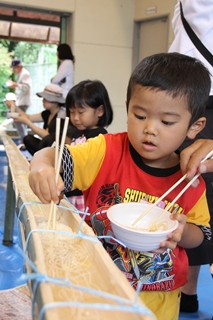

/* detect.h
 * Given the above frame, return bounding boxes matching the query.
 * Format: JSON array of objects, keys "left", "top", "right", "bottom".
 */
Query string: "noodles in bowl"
[{"left": 107, "top": 202, "right": 179, "bottom": 252}]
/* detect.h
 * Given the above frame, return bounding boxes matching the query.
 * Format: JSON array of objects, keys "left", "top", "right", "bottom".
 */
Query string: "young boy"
[{"left": 29, "top": 53, "right": 212, "bottom": 320}]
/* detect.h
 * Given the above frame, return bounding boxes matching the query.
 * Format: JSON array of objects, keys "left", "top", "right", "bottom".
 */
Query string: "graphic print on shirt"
[{"left": 90, "top": 182, "right": 178, "bottom": 291}]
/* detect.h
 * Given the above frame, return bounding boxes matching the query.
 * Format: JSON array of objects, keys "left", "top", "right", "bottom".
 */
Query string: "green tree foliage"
[
  {"left": 0, "top": 40, "right": 57, "bottom": 112},
  {"left": 14, "top": 42, "right": 57, "bottom": 65},
  {"left": 0, "top": 39, "right": 57, "bottom": 119},
  {"left": 0, "top": 44, "right": 12, "bottom": 102},
  {"left": 0, "top": 39, "right": 18, "bottom": 53},
  {"left": 0, "top": 40, "right": 57, "bottom": 64}
]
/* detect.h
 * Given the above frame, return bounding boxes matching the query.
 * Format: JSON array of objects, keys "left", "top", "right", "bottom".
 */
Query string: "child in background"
[
  {"left": 4, "top": 92, "right": 16, "bottom": 110},
  {"left": 9, "top": 84, "right": 66, "bottom": 155},
  {"left": 65, "top": 79, "right": 113, "bottom": 211},
  {"left": 0, "top": 93, "right": 17, "bottom": 131},
  {"left": 28, "top": 53, "right": 211, "bottom": 320},
  {"left": 4, "top": 92, "right": 16, "bottom": 115}
]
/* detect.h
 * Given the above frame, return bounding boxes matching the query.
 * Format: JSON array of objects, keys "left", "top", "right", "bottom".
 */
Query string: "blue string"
[
  {"left": 17, "top": 200, "right": 126, "bottom": 253},
  {"left": 32, "top": 275, "right": 133, "bottom": 306},
  {"left": 14, "top": 201, "right": 156, "bottom": 320},
  {"left": 24, "top": 228, "right": 101, "bottom": 255},
  {"left": 134, "top": 278, "right": 144, "bottom": 305},
  {"left": 11, "top": 248, "right": 153, "bottom": 320},
  {"left": 13, "top": 243, "right": 39, "bottom": 274},
  {"left": 39, "top": 301, "right": 156, "bottom": 320},
  {"left": 63, "top": 195, "right": 90, "bottom": 216},
  {"left": 77, "top": 206, "right": 89, "bottom": 233},
  {"left": 17, "top": 199, "right": 90, "bottom": 231},
  {"left": 97, "top": 235, "right": 126, "bottom": 247}
]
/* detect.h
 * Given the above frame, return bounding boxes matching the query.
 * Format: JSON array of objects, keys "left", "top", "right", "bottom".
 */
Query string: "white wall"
[
  {"left": 71, "top": 0, "right": 134, "bottom": 133},
  {"left": 134, "top": 0, "right": 176, "bottom": 50}
]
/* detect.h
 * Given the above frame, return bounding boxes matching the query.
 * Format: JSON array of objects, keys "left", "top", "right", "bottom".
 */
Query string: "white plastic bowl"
[
  {"left": 107, "top": 202, "right": 179, "bottom": 252},
  {"left": 8, "top": 112, "right": 19, "bottom": 118}
]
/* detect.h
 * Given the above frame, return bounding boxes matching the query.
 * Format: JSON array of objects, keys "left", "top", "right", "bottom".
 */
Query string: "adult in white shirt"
[
  {"left": 169, "top": 0, "right": 213, "bottom": 313},
  {"left": 51, "top": 43, "right": 75, "bottom": 99},
  {"left": 7, "top": 59, "right": 32, "bottom": 147},
  {"left": 169, "top": 1, "right": 213, "bottom": 96}
]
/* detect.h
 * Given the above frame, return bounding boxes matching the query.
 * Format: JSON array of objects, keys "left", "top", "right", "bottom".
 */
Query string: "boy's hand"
[
  {"left": 152, "top": 213, "right": 187, "bottom": 253},
  {"left": 29, "top": 167, "right": 64, "bottom": 204},
  {"left": 29, "top": 148, "right": 65, "bottom": 204}
]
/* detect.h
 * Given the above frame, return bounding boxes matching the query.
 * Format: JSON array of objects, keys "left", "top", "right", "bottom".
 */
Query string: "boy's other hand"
[{"left": 152, "top": 213, "right": 187, "bottom": 253}]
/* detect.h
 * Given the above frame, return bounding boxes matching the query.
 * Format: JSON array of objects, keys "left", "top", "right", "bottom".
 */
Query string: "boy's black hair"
[
  {"left": 126, "top": 52, "right": 211, "bottom": 127},
  {"left": 57, "top": 43, "right": 75, "bottom": 62},
  {"left": 65, "top": 80, "right": 113, "bottom": 127}
]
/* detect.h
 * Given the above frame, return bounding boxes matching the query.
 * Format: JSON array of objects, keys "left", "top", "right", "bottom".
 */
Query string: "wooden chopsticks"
[{"left": 48, "top": 117, "right": 69, "bottom": 230}]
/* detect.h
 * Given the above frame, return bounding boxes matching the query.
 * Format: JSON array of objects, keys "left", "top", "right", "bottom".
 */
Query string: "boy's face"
[{"left": 127, "top": 85, "right": 205, "bottom": 168}]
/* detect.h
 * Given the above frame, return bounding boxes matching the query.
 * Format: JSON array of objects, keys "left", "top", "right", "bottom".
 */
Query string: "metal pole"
[
  {"left": 60, "top": 16, "right": 67, "bottom": 43},
  {"left": 3, "top": 165, "right": 15, "bottom": 246}
]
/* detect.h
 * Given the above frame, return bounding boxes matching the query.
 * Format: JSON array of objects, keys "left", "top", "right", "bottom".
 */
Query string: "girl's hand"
[
  {"left": 152, "top": 213, "right": 187, "bottom": 253},
  {"left": 12, "top": 113, "right": 28, "bottom": 124}
]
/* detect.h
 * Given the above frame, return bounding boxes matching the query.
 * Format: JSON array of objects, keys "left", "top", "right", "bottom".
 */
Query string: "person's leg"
[
  {"left": 23, "top": 135, "right": 41, "bottom": 156},
  {"left": 180, "top": 265, "right": 200, "bottom": 312},
  {"left": 14, "top": 105, "right": 29, "bottom": 143},
  {"left": 38, "top": 134, "right": 56, "bottom": 149}
]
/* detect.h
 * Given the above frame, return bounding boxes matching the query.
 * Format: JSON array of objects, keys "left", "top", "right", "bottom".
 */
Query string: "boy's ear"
[{"left": 187, "top": 117, "right": 206, "bottom": 139}]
